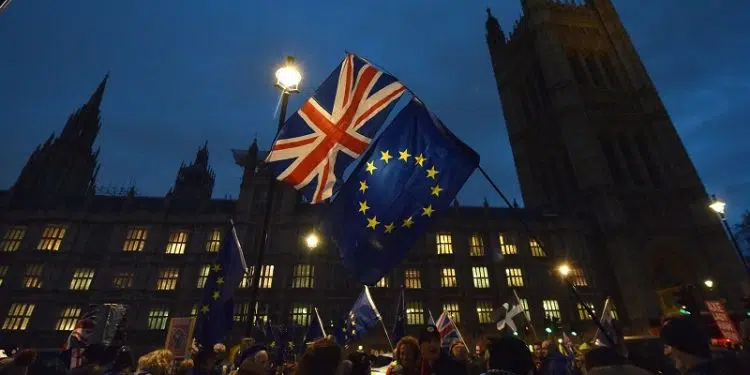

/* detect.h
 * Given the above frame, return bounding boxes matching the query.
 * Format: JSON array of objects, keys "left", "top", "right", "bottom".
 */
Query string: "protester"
[
  {"left": 450, "top": 342, "right": 481, "bottom": 375},
  {"left": 481, "top": 336, "right": 534, "bottom": 375},
  {"left": 347, "top": 352, "right": 370, "bottom": 375},
  {"left": 0, "top": 349, "right": 37, "bottom": 375},
  {"left": 387, "top": 336, "right": 420, "bottom": 375},
  {"left": 335, "top": 360, "right": 352, "bottom": 375},
  {"left": 235, "top": 345, "right": 269, "bottom": 371},
  {"left": 294, "top": 337, "right": 341, "bottom": 375},
  {"left": 584, "top": 346, "right": 652, "bottom": 375},
  {"left": 133, "top": 349, "right": 174, "bottom": 375},
  {"left": 173, "top": 359, "right": 194, "bottom": 375},
  {"left": 660, "top": 317, "right": 717, "bottom": 375},
  {"left": 417, "top": 325, "right": 467, "bottom": 375},
  {"left": 539, "top": 340, "right": 570, "bottom": 375}
]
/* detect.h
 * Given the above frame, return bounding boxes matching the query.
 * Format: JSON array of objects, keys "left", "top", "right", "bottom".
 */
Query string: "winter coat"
[{"left": 540, "top": 352, "right": 569, "bottom": 375}]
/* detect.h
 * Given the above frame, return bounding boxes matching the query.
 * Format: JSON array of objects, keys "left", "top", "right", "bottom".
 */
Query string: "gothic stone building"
[{"left": 0, "top": 0, "right": 742, "bottom": 354}]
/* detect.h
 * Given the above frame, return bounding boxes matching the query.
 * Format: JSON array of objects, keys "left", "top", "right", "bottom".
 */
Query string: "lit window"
[
  {"left": 37, "top": 224, "right": 67, "bottom": 251},
  {"left": 1, "top": 303, "right": 35, "bottom": 331},
  {"left": 443, "top": 303, "right": 461, "bottom": 324},
  {"left": 122, "top": 227, "right": 148, "bottom": 252},
  {"left": 436, "top": 233, "right": 453, "bottom": 254},
  {"left": 529, "top": 239, "right": 546, "bottom": 257},
  {"left": 290, "top": 304, "right": 311, "bottom": 326},
  {"left": 254, "top": 303, "right": 270, "bottom": 324},
  {"left": 440, "top": 268, "right": 457, "bottom": 288},
  {"left": 570, "top": 267, "right": 588, "bottom": 287},
  {"left": 375, "top": 277, "right": 389, "bottom": 288},
  {"left": 156, "top": 268, "right": 180, "bottom": 290},
  {"left": 206, "top": 229, "right": 222, "bottom": 252},
  {"left": 499, "top": 234, "right": 517, "bottom": 255},
  {"left": 24, "top": 264, "right": 44, "bottom": 288},
  {"left": 0, "top": 265, "right": 8, "bottom": 287},
  {"left": 165, "top": 230, "right": 189, "bottom": 254},
  {"left": 233, "top": 302, "right": 250, "bottom": 322},
  {"left": 476, "top": 301, "right": 494, "bottom": 324},
  {"left": 518, "top": 298, "right": 529, "bottom": 312},
  {"left": 0, "top": 226, "right": 26, "bottom": 252},
  {"left": 542, "top": 299, "right": 561, "bottom": 319},
  {"left": 242, "top": 265, "right": 274, "bottom": 288},
  {"left": 405, "top": 269, "right": 421, "bottom": 289},
  {"left": 406, "top": 301, "right": 424, "bottom": 325},
  {"left": 55, "top": 306, "right": 81, "bottom": 331},
  {"left": 197, "top": 265, "right": 211, "bottom": 288},
  {"left": 191, "top": 304, "right": 198, "bottom": 316},
  {"left": 112, "top": 272, "right": 134, "bottom": 289},
  {"left": 505, "top": 268, "right": 524, "bottom": 287},
  {"left": 469, "top": 234, "right": 484, "bottom": 256},
  {"left": 69, "top": 268, "right": 95, "bottom": 290},
  {"left": 147, "top": 308, "right": 169, "bottom": 330},
  {"left": 577, "top": 302, "right": 595, "bottom": 320},
  {"left": 291, "top": 264, "right": 315, "bottom": 288},
  {"left": 472, "top": 266, "right": 490, "bottom": 288}
]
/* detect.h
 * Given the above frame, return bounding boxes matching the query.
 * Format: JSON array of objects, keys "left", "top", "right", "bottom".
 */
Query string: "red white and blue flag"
[
  {"left": 435, "top": 311, "right": 464, "bottom": 348},
  {"left": 266, "top": 53, "right": 406, "bottom": 203}
]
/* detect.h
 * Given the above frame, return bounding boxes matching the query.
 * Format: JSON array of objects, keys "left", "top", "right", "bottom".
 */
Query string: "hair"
[
  {"left": 584, "top": 346, "right": 625, "bottom": 370},
  {"left": 136, "top": 349, "right": 174, "bottom": 375},
  {"left": 173, "top": 358, "right": 194, "bottom": 375},
  {"left": 294, "top": 337, "right": 342, "bottom": 375},
  {"left": 395, "top": 336, "right": 420, "bottom": 357}
]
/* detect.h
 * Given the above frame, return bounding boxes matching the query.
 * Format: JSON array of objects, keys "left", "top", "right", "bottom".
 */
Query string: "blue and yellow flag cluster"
[
  {"left": 194, "top": 224, "right": 248, "bottom": 349},
  {"left": 336, "top": 286, "right": 382, "bottom": 344},
  {"left": 326, "top": 98, "right": 480, "bottom": 285}
]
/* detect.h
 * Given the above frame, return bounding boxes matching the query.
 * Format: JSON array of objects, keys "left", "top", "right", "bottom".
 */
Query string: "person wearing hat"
[
  {"left": 660, "top": 316, "right": 717, "bottom": 375},
  {"left": 481, "top": 336, "right": 534, "bottom": 375},
  {"left": 417, "top": 325, "right": 466, "bottom": 375}
]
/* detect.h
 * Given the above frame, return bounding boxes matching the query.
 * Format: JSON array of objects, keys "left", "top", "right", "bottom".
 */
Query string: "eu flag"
[
  {"left": 194, "top": 224, "right": 248, "bottom": 349},
  {"left": 326, "top": 98, "right": 480, "bottom": 285},
  {"left": 392, "top": 288, "right": 406, "bottom": 344},
  {"left": 304, "top": 307, "right": 327, "bottom": 344},
  {"left": 342, "top": 286, "right": 383, "bottom": 344}
]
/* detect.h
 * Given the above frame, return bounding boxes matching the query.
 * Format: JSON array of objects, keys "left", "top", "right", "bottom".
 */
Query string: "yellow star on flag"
[
  {"left": 366, "top": 161, "right": 377, "bottom": 174},
  {"left": 422, "top": 205, "right": 435, "bottom": 217},
  {"left": 384, "top": 222, "right": 395, "bottom": 233},
  {"left": 401, "top": 216, "right": 414, "bottom": 228},
  {"left": 216, "top": 277, "right": 224, "bottom": 285},
  {"left": 366, "top": 216, "right": 380, "bottom": 229},
  {"left": 359, "top": 180, "right": 368, "bottom": 193},
  {"left": 414, "top": 154, "right": 426, "bottom": 167},
  {"left": 398, "top": 149, "right": 411, "bottom": 162},
  {"left": 380, "top": 150, "right": 392, "bottom": 163},
  {"left": 212, "top": 264, "right": 221, "bottom": 272},
  {"left": 426, "top": 166, "right": 439, "bottom": 179},
  {"left": 212, "top": 291, "right": 220, "bottom": 300},
  {"left": 201, "top": 305, "right": 210, "bottom": 314},
  {"left": 358, "top": 201, "right": 370, "bottom": 214},
  {"left": 430, "top": 185, "right": 443, "bottom": 197}
]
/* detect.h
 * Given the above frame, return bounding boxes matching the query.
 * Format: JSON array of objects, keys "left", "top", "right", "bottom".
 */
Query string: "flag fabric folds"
[
  {"left": 591, "top": 297, "right": 628, "bottom": 357},
  {"left": 341, "top": 286, "right": 383, "bottom": 344},
  {"left": 326, "top": 98, "right": 480, "bottom": 285},
  {"left": 62, "top": 304, "right": 127, "bottom": 369},
  {"left": 391, "top": 289, "right": 406, "bottom": 344},
  {"left": 194, "top": 224, "right": 248, "bottom": 349},
  {"left": 496, "top": 302, "right": 523, "bottom": 333},
  {"left": 304, "top": 307, "right": 327, "bottom": 344},
  {"left": 435, "top": 311, "right": 465, "bottom": 348},
  {"left": 266, "top": 53, "right": 406, "bottom": 204}
]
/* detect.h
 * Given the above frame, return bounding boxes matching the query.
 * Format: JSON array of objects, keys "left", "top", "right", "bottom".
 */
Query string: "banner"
[
  {"left": 165, "top": 317, "right": 196, "bottom": 359},
  {"left": 704, "top": 300, "right": 741, "bottom": 344}
]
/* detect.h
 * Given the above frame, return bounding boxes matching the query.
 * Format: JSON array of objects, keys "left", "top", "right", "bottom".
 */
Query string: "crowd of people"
[{"left": 0, "top": 316, "right": 748, "bottom": 375}]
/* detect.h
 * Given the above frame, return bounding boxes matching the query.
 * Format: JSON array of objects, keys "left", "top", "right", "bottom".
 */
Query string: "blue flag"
[
  {"left": 326, "top": 98, "right": 480, "bottom": 285},
  {"left": 392, "top": 288, "right": 406, "bottom": 344},
  {"left": 304, "top": 307, "right": 327, "bottom": 344},
  {"left": 342, "top": 286, "right": 382, "bottom": 344},
  {"left": 194, "top": 224, "right": 248, "bottom": 349}
]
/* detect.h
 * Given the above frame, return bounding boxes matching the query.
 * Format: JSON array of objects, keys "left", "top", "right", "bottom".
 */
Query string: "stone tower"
[
  {"left": 486, "top": 0, "right": 745, "bottom": 329},
  {"left": 169, "top": 142, "right": 216, "bottom": 200},
  {"left": 11, "top": 74, "right": 108, "bottom": 204}
]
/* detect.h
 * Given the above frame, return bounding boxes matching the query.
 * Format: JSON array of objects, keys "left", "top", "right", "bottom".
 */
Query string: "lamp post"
[
  {"left": 305, "top": 232, "right": 320, "bottom": 250},
  {"left": 246, "top": 56, "right": 302, "bottom": 336},
  {"left": 557, "top": 263, "right": 616, "bottom": 347},
  {"left": 709, "top": 194, "right": 750, "bottom": 279}
]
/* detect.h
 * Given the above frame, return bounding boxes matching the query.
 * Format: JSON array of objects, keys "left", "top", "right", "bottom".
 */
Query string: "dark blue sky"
[{"left": 1, "top": 0, "right": 748, "bottom": 223}]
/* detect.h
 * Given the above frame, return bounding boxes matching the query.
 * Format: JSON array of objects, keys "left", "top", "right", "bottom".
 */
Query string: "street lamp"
[
  {"left": 305, "top": 232, "right": 320, "bottom": 250},
  {"left": 703, "top": 279, "right": 714, "bottom": 289},
  {"left": 556, "top": 263, "right": 616, "bottom": 347},
  {"left": 708, "top": 194, "right": 750, "bottom": 279},
  {"left": 246, "top": 56, "right": 302, "bottom": 336}
]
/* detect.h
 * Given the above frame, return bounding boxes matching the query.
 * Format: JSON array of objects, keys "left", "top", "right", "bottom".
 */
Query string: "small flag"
[
  {"left": 304, "top": 307, "right": 327, "bottom": 344},
  {"left": 427, "top": 310, "right": 436, "bottom": 327},
  {"left": 496, "top": 302, "right": 523, "bottom": 333},
  {"left": 326, "top": 98, "right": 480, "bottom": 285},
  {"left": 435, "top": 311, "right": 465, "bottom": 348},
  {"left": 342, "top": 286, "right": 383, "bottom": 343},
  {"left": 391, "top": 288, "right": 406, "bottom": 344},
  {"left": 193, "top": 224, "right": 248, "bottom": 349},
  {"left": 266, "top": 53, "right": 406, "bottom": 204},
  {"left": 591, "top": 297, "right": 628, "bottom": 357}
]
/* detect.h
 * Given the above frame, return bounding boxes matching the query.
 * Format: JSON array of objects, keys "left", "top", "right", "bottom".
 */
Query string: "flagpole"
[
  {"left": 513, "top": 289, "right": 539, "bottom": 342},
  {"left": 379, "top": 318, "right": 394, "bottom": 352},
  {"left": 315, "top": 307, "right": 327, "bottom": 337}
]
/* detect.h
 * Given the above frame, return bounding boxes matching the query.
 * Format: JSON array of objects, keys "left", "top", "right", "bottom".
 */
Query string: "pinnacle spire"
[{"left": 86, "top": 72, "right": 109, "bottom": 110}]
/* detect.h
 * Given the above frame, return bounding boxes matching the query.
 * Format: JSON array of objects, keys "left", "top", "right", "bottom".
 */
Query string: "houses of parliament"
[{"left": 0, "top": 0, "right": 744, "bottom": 352}]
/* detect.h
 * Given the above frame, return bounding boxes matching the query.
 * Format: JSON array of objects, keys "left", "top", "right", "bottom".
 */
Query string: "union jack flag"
[
  {"left": 266, "top": 53, "right": 406, "bottom": 203},
  {"left": 435, "top": 311, "right": 463, "bottom": 348}
]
